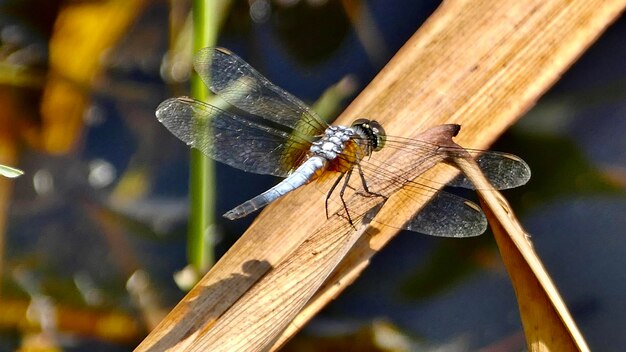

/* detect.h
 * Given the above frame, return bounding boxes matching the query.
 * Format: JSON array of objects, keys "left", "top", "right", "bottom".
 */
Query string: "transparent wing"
[
  {"left": 447, "top": 149, "right": 531, "bottom": 189},
  {"left": 156, "top": 97, "right": 314, "bottom": 177},
  {"left": 403, "top": 192, "right": 487, "bottom": 237},
  {"left": 359, "top": 162, "right": 488, "bottom": 238},
  {"left": 323, "top": 126, "right": 530, "bottom": 237},
  {"left": 376, "top": 135, "right": 531, "bottom": 190},
  {"left": 193, "top": 47, "right": 328, "bottom": 139},
  {"left": 362, "top": 190, "right": 487, "bottom": 238}
]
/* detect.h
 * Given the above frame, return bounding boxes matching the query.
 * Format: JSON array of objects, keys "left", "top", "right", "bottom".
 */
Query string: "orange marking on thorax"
[{"left": 313, "top": 139, "right": 366, "bottom": 180}]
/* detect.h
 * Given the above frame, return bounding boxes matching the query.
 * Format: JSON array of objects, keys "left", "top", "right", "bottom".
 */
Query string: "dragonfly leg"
[
  {"left": 325, "top": 172, "right": 345, "bottom": 219},
  {"left": 338, "top": 168, "right": 355, "bottom": 227},
  {"left": 356, "top": 162, "right": 386, "bottom": 200}
]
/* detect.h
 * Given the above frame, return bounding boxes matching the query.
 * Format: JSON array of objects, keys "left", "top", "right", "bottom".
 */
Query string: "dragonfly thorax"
[{"left": 309, "top": 125, "right": 356, "bottom": 160}]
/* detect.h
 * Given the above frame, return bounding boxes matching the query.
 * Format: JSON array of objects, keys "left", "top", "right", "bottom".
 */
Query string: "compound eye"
[
  {"left": 351, "top": 118, "right": 369, "bottom": 128},
  {"left": 351, "top": 118, "right": 386, "bottom": 151},
  {"left": 370, "top": 121, "right": 386, "bottom": 151}
]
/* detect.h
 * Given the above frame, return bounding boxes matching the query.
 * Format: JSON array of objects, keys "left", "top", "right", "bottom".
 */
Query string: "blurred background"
[{"left": 0, "top": 0, "right": 624, "bottom": 351}]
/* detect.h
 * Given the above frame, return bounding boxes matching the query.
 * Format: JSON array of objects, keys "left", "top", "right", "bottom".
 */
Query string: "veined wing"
[
  {"left": 368, "top": 133, "right": 531, "bottom": 191},
  {"left": 323, "top": 125, "right": 530, "bottom": 237},
  {"left": 361, "top": 188, "right": 488, "bottom": 238},
  {"left": 194, "top": 47, "right": 328, "bottom": 140},
  {"left": 156, "top": 97, "right": 314, "bottom": 177},
  {"left": 321, "top": 162, "right": 488, "bottom": 238},
  {"left": 446, "top": 148, "right": 531, "bottom": 189},
  {"left": 404, "top": 191, "right": 487, "bottom": 237}
]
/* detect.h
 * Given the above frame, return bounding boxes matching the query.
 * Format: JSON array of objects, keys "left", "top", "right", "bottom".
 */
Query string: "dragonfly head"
[{"left": 351, "top": 119, "right": 386, "bottom": 152}]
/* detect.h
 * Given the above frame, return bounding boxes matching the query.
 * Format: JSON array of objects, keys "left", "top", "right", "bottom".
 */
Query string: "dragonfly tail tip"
[{"left": 223, "top": 210, "right": 239, "bottom": 220}]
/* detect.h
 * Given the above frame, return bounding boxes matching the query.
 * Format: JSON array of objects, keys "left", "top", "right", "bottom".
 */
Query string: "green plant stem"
[{"left": 188, "top": 0, "right": 221, "bottom": 273}]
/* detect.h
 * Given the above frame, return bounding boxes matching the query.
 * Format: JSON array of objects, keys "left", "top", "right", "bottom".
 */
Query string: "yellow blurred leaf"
[
  {"left": 110, "top": 166, "right": 150, "bottom": 205},
  {"left": 41, "top": 0, "right": 147, "bottom": 154},
  {"left": 18, "top": 333, "right": 62, "bottom": 352},
  {"left": 0, "top": 297, "right": 142, "bottom": 344}
]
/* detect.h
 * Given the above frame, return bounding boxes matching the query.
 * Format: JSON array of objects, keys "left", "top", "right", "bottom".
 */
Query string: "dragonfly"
[{"left": 156, "top": 47, "right": 531, "bottom": 238}]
